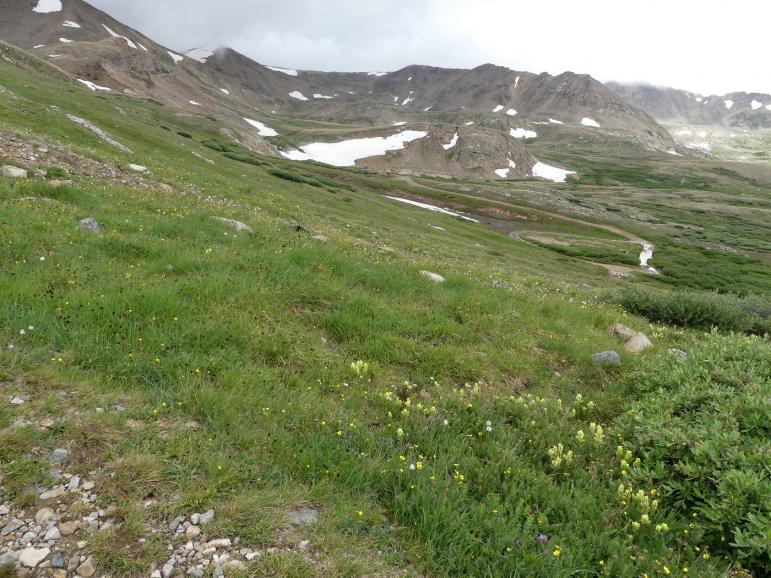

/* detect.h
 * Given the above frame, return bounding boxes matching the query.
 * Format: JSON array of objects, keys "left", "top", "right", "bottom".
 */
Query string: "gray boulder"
[
  {"left": 592, "top": 351, "right": 620, "bottom": 366},
  {"left": 420, "top": 270, "right": 445, "bottom": 283},
  {"left": 211, "top": 217, "right": 254, "bottom": 234},
  {"left": 287, "top": 505, "right": 319, "bottom": 526},
  {"left": 78, "top": 218, "right": 102, "bottom": 234},
  {"left": 2, "top": 165, "right": 27, "bottom": 178}
]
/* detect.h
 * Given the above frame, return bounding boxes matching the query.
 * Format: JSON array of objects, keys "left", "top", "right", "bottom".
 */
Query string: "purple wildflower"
[{"left": 537, "top": 534, "right": 549, "bottom": 544}]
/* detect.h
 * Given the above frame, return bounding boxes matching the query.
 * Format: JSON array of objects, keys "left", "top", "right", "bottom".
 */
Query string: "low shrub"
[
  {"left": 609, "top": 287, "right": 770, "bottom": 334},
  {"left": 615, "top": 333, "right": 771, "bottom": 572},
  {"left": 267, "top": 168, "right": 322, "bottom": 187},
  {"left": 45, "top": 166, "right": 68, "bottom": 179},
  {"left": 223, "top": 152, "right": 267, "bottom": 166},
  {"left": 177, "top": 131, "right": 192, "bottom": 139},
  {"left": 201, "top": 140, "right": 230, "bottom": 153}
]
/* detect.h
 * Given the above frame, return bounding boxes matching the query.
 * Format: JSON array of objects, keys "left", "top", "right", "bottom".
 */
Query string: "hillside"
[
  {"left": 0, "top": 5, "right": 770, "bottom": 578},
  {"left": 0, "top": 0, "right": 682, "bottom": 181}
]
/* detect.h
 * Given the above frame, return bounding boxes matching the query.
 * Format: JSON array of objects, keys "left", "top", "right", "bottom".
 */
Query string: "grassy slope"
[{"left": 1, "top": 47, "right": 769, "bottom": 577}]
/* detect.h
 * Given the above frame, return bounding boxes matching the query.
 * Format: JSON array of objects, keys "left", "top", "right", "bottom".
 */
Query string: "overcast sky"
[{"left": 88, "top": 0, "right": 771, "bottom": 95}]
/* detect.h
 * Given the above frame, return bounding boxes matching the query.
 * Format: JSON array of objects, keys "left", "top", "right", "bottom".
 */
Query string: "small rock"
[
  {"left": 189, "top": 513, "right": 200, "bottom": 525},
  {"left": 420, "top": 270, "right": 445, "bottom": 283},
  {"left": 67, "top": 554, "right": 80, "bottom": 572},
  {"left": 19, "top": 547, "right": 51, "bottom": 568},
  {"left": 298, "top": 539, "right": 310, "bottom": 550},
  {"left": 2, "top": 518, "right": 24, "bottom": 537},
  {"left": 609, "top": 323, "right": 637, "bottom": 339},
  {"left": 187, "top": 567, "right": 204, "bottom": 578},
  {"left": 77, "top": 555, "right": 96, "bottom": 577},
  {"left": 204, "top": 539, "right": 231, "bottom": 549},
  {"left": 169, "top": 516, "right": 185, "bottom": 533},
  {"left": 151, "top": 571, "right": 162, "bottom": 578},
  {"left": 66, "top": 476, "right": 80, "bottom": 491},
  {"left": 53, "top": 570, "right": 67, "bottom": 578},
  {"left": 78, "top": 218, "right": 102, "bottom": 234},
  {"left": 287, "top": 505, "right": 319, "bottom": 526},
  {"left": 668, "top": 348, "right": 688, "bottom": 362},
  {"left": 2, "top": 165, "right": 28, "bottom": 178},
  {"left": 213, "top": 567, "right": 224, "bottom": 578},
  {"left": 58, "top": 521, "right": 78, "bottom": 536},
  {"left": 49, "top": 448, "right": 69, "bottom": 464},
  {"left": 81, "top": 481, "right": 95, "bottom": 491},
  {"left": 44, "top": 526, "right": 61, "bottom": 540},
  {"left": 591, "top": 351, "right": 620, "bottom": 366},
  {"left": 39, "top": 487, "right": 66, "bottom": 500},
  {"left": 10, "top": 395, "right": 27, "bottom": 405},
  {"left": 312, "top": 234, "right": 330, "bottom": 243},
  {"left": 161, "top": 556, "right": 176, "bottom": 578},
  {"left": 624, "top": 333, "right": 652, "bottom": 353},
  {"left": 185, "top": 526, "right": 200, "bottom": 539},
  {"left": 0, "top": 552, "right": 17, "bottom": 566},
  {"left": 224, "top": 560, "right": 246, "bottom": 571},
  {"left": 51, "top": 551, "right": 65, "bottom": 568},
  {"left": 211, "top": 217, "right": 253, "bottom": 234},
  {"left": 127, "top": 163, "right": 147, "bottom": 172},
  {"left": 198, "top": 509, "right": 215, "bottom": 525},
  {"left": 35, "top": 507, "right": 56, "bottom": 525}
]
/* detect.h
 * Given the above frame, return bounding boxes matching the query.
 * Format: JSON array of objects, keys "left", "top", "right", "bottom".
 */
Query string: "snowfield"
[
  {"left": 750, "top": 100, "right": 763, "bottom": 110},
  {"left": 442, "top": 133, "right": 459, "bottom": 150},
  {"left": 492, "top": 105, "right": 504, "bottom": 113},
  {"left": 59, "top": 38, "right": 72, "bottom": 43},
  {"left": 313, "top": 94, "right": 333, "bottom": 99},
  {"left": 267, "top": 66, "right": 298, "bottom": 76},
  {"left": 289, "top": 91, "right": 309, "bottom": 101},
  {"left": 243, "top": 118, "right": 279, "bottom": 137},
  {"left": 367, "top": 72, "right": 388, "bottom": 77},
  {"left": 581, "top": 117, "right": 601, "bottom": 128},
  {"left": 186, "top": 47, "right": 215, "bottom": 63},
  {"left": 103, "top": 24, "right": 137, "bottom": 49},
  {"left": 532, "top": 161, "right": 576, "bottom": 183},
  {"left": 549, "top": 118, "right": 564, "bottom": 124},
  {"left": 724, "top": 99, "right": 734, "bottom": 110},
  {"left": 62, "top": 21, "right": 81, "bottom": 28},
  {"left": 385, "top": 196, "right": 478, "bottom": 222},
  {"left": 494, "top": 168, "right": 510, "bottom": 178},
  {"left": 506, "top": 109, "right": 517, "bottom": 116},
  {"left": 220, "top": 88, "right": 230, "bottom": 95},
  {"left": 280, "top": 130, "right": 428, "bottom": 167},
  {"left": 77, "top": 79, "right": 111, "bottom": 92},
  {"left": 393, "top": 122, "right": 407, "bottom": 126},
  {"left": 33, "top": 0, "right": 61, "bottom": 13},
  {"left": 510, "top": 128, "right": 537, "bottom": 139}
]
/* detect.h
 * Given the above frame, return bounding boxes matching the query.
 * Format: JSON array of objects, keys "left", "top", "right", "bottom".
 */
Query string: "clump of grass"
[
  {"left": 609, "top": 286, "right": 770, "bottom": 334},
  {"left": 45, "top": 166, "right": 68, "bottom": 179},
  {"left": 177, "top": 131, "right": 192, "bottom": 139}
]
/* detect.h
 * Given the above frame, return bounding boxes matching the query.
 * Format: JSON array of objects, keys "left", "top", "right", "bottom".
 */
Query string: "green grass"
[{"left": 0, "top": 43, "right": 769, "bottom": 577}]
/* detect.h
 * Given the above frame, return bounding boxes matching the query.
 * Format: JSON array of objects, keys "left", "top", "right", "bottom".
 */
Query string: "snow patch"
[
  {"left": 267, "top": 66, "right": 298, "bottom": 76},
  {"left": 666, "top": 149, "right": 682, "bottom": 156},
  {"left": 279, "top": 130, "right": 428, "bottom": 167},
  {"left": 385, "top": 196, "right": 478, "bottom": 222},
  {"left": 494, "top": 168, "right": 510, "bottom": 178},
  {"left": 137, "top": 43, "right": 148, "bottom": 52},
  {"left": 464, "top": 121, "right": 474, "bottom": 126},
  {"left": 695, "top": 97, "right": 703, "bottom": 103},
  {"left": 393, "top": 121, "right": 407, "bottom": 126},
  {"left": 186, "top": 47, "right": 215, "bottom": 63},
  {"left": 492, "top": 105, "right": 504, "bottom": 113},
  {"left": 549, "top": 118, "right": 564, "bottom": 124},
  {"left": 767, "top": 104, "right": 771, "bottom": 111},
  {"left": 402, "top": 96, "right": 414, "bottom": 106},
  {"left": 686, "top": 141, "right": 711, "bottom": 152},
  {"left": 58, "top": 37, "right": 72, "bottom": 43},
  {"left": 189, "top": 100, "right": 201, "bottom": 106},
  {"left": 724, "top": 99, "right": 734, "bottom": 110},
  {"left": 167, "top": 51, "right": 184, "bottom": 64},
  {"left": 313, "top": 93, "right": 333, "bottom": 99},
  {"left": 442, "top": 133, "right": 458, "bottom": 150},
  {"left": 581, "top": 117, "right": 601, "bottom": 128},
  {"left": 506, "top": 109, "right": 517, "bottom": 116},
  {"left": 62, "top": 20, "right": 81, "bottom": 28},
  {"left": 289, "top": 90, "right": 309, "bottom": 101},
  {"left": 423, "top": 105, "right": 433, "bottom": 112},
  {"left": 33, "top": 0, "right": 61, "bottom": 13},
  {"left": 750, "top": 99, "right": 763, "bottom": 110},
  {"left": 33, "top": 44, "right": 45, "bottom": 48},
  {"left": 102, "top": 24, "right": 137, "bottom": 49},
  {"left": 243, "top": 118, "right": 279, "bottom": 137},
  {"left": 510, "top": 128, "right": 537, "bottom": 139},
  {"left": 77, "top": 79, "right": 111, "bottom": 92},
  {"left": 532, "top": 161, "right": 575, "bottom": 183},
  {"left": 514, "top": 75, "right": 521, "bottom": 88},
  {"left": 367, "top": 71, "right": 388, "bottom": 77},
  {"left": 219, "top": 88, "right": 230, "bottom": 95}
]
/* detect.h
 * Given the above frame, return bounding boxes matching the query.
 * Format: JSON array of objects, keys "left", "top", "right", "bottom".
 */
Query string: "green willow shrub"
[
  {"left": 614, "top": 333, "right": 771, "bottom": 572},
  {"left": 609, "top": 287, "right": 770, "bottom": 334}
]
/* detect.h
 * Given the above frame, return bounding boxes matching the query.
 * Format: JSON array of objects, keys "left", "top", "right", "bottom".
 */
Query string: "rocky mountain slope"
[
  {"left": 607, "top": 81, "right": 771, "bottom": 129},
  {"left": 1, "top": 0, "right": 679, "bottom": 180}
]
